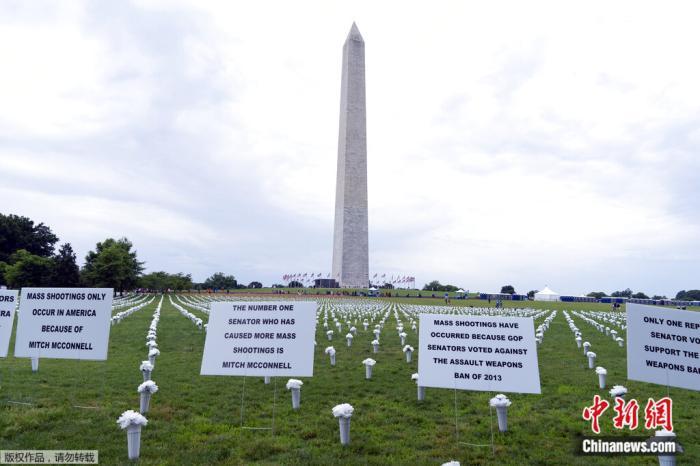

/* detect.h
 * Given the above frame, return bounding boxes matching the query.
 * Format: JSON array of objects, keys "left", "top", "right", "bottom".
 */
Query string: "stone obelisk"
[{"left": 332, "top": 23, "right": 369, "bottom": 289}]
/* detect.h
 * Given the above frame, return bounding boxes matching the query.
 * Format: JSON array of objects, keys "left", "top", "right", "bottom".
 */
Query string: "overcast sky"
[{"left": 1, "top": 1, "right": 698, "bottom": 296}]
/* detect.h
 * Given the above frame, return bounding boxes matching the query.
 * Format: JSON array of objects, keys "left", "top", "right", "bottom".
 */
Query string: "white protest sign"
[
  {"left": 14, "top": 288, "right": 113, "bottom": 360},
  {"left": 418, "top": 314, "right": 541, "bottom": 394},
  {"left": 201, "top": 301, "right": 317, "bottom": 377},
  {"left": 627, "top": 303, "right": 700, "bottom": 391},
  {"left": 0, "top": 289, "right": 19, "bottom": 358}
]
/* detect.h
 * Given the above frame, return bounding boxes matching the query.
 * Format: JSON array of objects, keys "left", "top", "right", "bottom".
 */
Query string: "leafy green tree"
[
  {"left": 140, "top": 271, "right": 192, "bottom": 291},
  {"left": 500, "top": 285, "right": 516, "bottom": 295},
  {"left": 651, "top": 295, "right": 667, "bottom": 300},
  {"left": 676, "top": 290, "right": 700, "bottom": 300},
  {"left": 52, "top": 243, "right": 80, "bottom": 287},
  {"left": 380, "top": 283, "right": 394, "bottom": 289},
  {"left": 587, "top": 291, "right": 607, "bottom": 299},
  {"left": 611, "top": 288, "right": 633, "bottom": 298},
  {"left": 527, "top": 290, "right": 537, "bottom": 299},
  {"left": 203, "top": 272, "right": 237, "bottom": 290},
  {"left": 631, "top": 292, "right": 649, "bottom": 299},
  {"left": 0, "top": 214, "right": 58, "bottom": 263},
  {"left": 3, "top": 249, "right": 54, "bottom": 288},
  {"left": 81, "top": 238, "right": 144, "bottom": 292},
  {"left": 288, "top": 280, "right": 304, "bottom": 288},
  {"left": 423, "top": 280, "right": 443, "bottom": 291},
  {"left": 248, "top": 281, "right": 263, "bottom": 289}
]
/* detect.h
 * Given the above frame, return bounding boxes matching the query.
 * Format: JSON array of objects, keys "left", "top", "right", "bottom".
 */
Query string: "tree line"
[{"left": 0, "top": 214, "right": 258, "bottom": 292}]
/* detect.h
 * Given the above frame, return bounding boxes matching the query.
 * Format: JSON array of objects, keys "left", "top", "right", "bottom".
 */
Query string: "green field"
[{"left": 1, "top": 296, "right": 697, "bottom": 465}]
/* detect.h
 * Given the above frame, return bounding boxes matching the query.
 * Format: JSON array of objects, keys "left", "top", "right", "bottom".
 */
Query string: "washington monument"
[{"left": 332, "top": 23, "right": 369, "bottom": 288}]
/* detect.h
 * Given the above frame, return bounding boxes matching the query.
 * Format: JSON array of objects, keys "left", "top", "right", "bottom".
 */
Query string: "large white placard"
[
  {"left": 14, "top": 288, "right": 113, "bottom": 360},
  {"left": 200, "top": 301, "right": 317, "bottom": 377},
  {"left": 627, "top": 303, "right": 700, "bottom": 391},
  {"left": 418, "top": 314, "right": 541, "bottom": 394},
  {"left": 0, "top": 289, "right": 19, "bottom": 358}
]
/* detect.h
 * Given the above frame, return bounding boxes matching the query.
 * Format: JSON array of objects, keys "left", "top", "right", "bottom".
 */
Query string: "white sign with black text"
[
  {"left": 200, "top": 301, "right": 317, "bottom": 377},
  {"left": 627, "top": 303, "right": 700, "bottom": 391},
  {"left": 14, "top": 288, "right": 113, "bottom": 360},
  {"left": 0, "top": 289, "right": 19, "bottom": 358},
  {"left": 418, "top": 313, "right": 541, "bottom": 394}
]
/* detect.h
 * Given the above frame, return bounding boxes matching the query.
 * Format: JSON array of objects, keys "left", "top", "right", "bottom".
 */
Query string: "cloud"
[{"left": 1, "top": 0, "right": 698, "bottom": 297}]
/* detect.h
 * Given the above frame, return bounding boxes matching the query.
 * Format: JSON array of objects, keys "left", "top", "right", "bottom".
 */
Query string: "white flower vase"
[
  {"left": 587, "top": 354, "right": 596, "bottom": 369},
  {"left": 618, "top": 339, "right": 624, "bottom": 347},
  {"left": 363, "top": 323, "right": 368, "bottom": 330},
  {"left": 31, "top": 357, "right": 39, "bottom": 372},
  {"left": 140, "top": 392, "right": 152, "bottom": 414},
  {"left": 346, "top": 338, "right": 352, "bottom": 347},
  {"left": 365, "top": 365, "right": 373, "bottom": 379},
  {"left": 576, "top": 338, "right": 582, "bottom": 348},
  {"left": 405, "top": 351, "right": 412, "bottom": 363},
  {"left": 496, "top": 406, "right": 508, "bottom": 432},
  {"left": 327, "top": 334, "right": 333, "bottom": 341},
  {"left": 148, "top": 355, "right": 156, "bottom": 367},
  {"left": 291, "top": 388, "right": 301, "bottom": 410},
  {"left": 126, "top": 424, "right": 142, "bottom": 460},
  {"left": 330, "top": 354, "right": 336, "bottom": 366},
  {"left": 583, "top": 343, "right": 590, "bottom": 355},
  {"left": 400, "top": 336, "right": 406, "bottom": 345},
  {"left": 372, "top": 344, "right": 379, "bottom": 354},
  {"left": 598, "top": 373, "right": 607, "bottom": 389},
  {"left": 339, "top": 417, "right": 351, "bottom": 445},
  {"left": 142, "top": 369, "right": 152, "bottom": 382},
  {"left": 417, "top": 386, "right": 425, "bottom": 401},
  {"left": 264, "top": 376, "right": 271, "bottom": 384},
  {"left": 656, "top": 430, "right": 677, "bottom": 466}
]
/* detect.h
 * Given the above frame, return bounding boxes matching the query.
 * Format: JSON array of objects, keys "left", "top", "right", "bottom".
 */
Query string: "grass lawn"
[{"left": 1, "top": 296, "right": 697, "bottom": 465}]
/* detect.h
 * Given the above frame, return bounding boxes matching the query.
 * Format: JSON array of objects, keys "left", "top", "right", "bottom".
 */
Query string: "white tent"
[{"left": 534, "top": 286, "right": 560, "bottom": 302}]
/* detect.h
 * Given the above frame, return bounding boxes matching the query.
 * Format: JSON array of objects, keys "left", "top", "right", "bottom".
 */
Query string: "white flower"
[
  {"left": 595, "top": 367, "right": 607, "bottom": 375},
  {"left": 332, "top": 403, "right": 354, "bottom": 418},
  {"left": 411, "top": 373, "right": 419, "bottom": 381},
  {"left": 146, "top": 341, "right": 158, "bottom": 348},
  {"left": 371, "top": 339, "right": 379, "bottom": 345},
  {"left": 362, "top": 358, "right": 376, "bottom": 366},
  {"left": 286, "top": 379, "right": 303, "bottom": 390},
  {"left": 609, "top": 385, "right": 627, "bottom": 397},
  {"left": 399, "top": 332, "right": 407, "bottom": 338},
  {"left": 137, "top": 381, "right": 159, "bottom": 394},
  {"left": 442, "top": 462, "right": 460, "bottom": 466},
  {"left": 489, "top": 394, "right": 512, "bottom": 407},
  {"left": 346, "top": 333, "right": 353, "bottom": 339},
  {"left": 326, "top": 330, "right": 334, "bottom": 335},
  {"left": 325, "top": 346, "right": 336, "bottom": 355},
  {"left": 403, "top": 345, "right": 414, "bottom": 353},
  {"left": 117, "top": 410, "right": 148, "bottom": 429},
  {"left": 587, "top": 351, "right": 596, "bottom": 358},
  {"left": 140, "top": 361, "right": 153, "bottom": 372},
  {"left": 148, "top": 348, "right": 160, "bottom": 357}
]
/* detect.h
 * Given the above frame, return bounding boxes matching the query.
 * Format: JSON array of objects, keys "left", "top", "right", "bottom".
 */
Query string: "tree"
[
  {"left": 500, "top": 285, "right": 515, "bottom": 295},
  {"left": 676, "top": 290, "right": 700, "bottom": 300},
  {"left": 140, "top": 271, "right": 193, "bottom": 291},
  {"left": 3, "top": 249, "right": 54, "bottom": 288},
  {"left": 248, "top": 281, "right": 263, "bottom": 289},
  {"left": 651, "top": 295, "right": 667, "bottom": 300},
  {"left": 272, "top": 283, "right": 284, "bottom": 288},
  {"left": 611, "top": 288, "right": 633, "bottom": 298},
  {"left": 380, "top": 282, "right": 394, "bottom": 289},
  {"left": 0, "top": 214, "right": 59, "bottom": 263},
  {"left": 527, "top": 290, "right": 537, "bottom": 299},
  {"left": 52, "top": 243, "right": 80, "bottom": 287},
  {"left": 288, "top": 280, "right": 304, "bottom": 288},
  {"left": 631, "top": 292, "right": 649, "bottom": 299},
  {"left": 202, "top": 272, "right": 237, "bottom": 290},
  {"left": 81, "top": 238, "right": 144, "bottom": 292},
  {"left": 587, "top": 291, "right": 607, "bottom": 299},
  {"left": 423, "top": 280, "right": 443, "bottom": 291}
]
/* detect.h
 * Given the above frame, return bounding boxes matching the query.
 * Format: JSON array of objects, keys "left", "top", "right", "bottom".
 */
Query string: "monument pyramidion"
[{"left": 332, "top": 23, "right": 369, "bottom": 289}]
